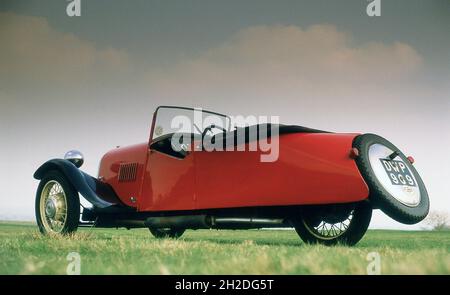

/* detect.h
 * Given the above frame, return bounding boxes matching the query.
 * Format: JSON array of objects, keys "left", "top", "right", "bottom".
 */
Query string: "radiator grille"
[{"left": 118, "top": 162, "right": 138, "bottom": 182}]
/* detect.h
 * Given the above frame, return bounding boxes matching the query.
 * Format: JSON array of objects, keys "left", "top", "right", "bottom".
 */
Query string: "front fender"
[{"left": 34, "top": 159, "right": 119, "bottom": 209}]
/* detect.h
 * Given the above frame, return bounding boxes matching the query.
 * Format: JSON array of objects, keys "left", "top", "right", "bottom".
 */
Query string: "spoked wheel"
[
  {"left": 353, "top": 134, "right": 429, "bottom": 224},
  {"left": 292, "top": 202, "right": 372, "bottom": 246},
  {"left": 35, "top": 171, "right": 80, "bottom": 235},
  {"left": 149, "top": 228, "right": 185, "bottom": 239}
]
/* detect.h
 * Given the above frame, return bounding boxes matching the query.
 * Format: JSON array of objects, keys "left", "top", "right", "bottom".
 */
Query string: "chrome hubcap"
[
  {"left": 368, "top": 144, "right": 420, "bottom": 207},
  {"left": 39, "top": 181, "right": 68, "bottom": 233},
  {"left": 45, "top": 198, "right": 57, "bottom": 219}
]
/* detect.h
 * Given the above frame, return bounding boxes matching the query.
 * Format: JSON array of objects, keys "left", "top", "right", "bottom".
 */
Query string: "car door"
[
  {"left": 138, "top": 107, "right": 198, "bottom": 212},
  {"left": 139, "top": 143, "right": 196, "bottom": 212}
]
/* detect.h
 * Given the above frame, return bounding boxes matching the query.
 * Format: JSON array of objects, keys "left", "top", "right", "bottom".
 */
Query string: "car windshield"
[{"left": 151, "top": 106, "right": 231, "bottom": 141}]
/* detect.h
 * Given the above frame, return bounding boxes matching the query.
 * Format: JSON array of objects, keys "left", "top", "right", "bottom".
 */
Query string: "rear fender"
[{"left": 34, "top": 159, "right": 121, "bottom": 209}]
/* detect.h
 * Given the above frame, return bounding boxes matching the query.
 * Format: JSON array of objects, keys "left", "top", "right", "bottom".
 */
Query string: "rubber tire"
[
  {"left": 35, "top": 170, "right": 80, "bottom": 235},
  {"left": 353, "top": 134, "right": 429, "bottom": 224},
  {"left": 149, "top": 228, "right": 185, "bottom": 239},
  {"left": 293, "top": 201, "right": 372, "bottom": 246}
]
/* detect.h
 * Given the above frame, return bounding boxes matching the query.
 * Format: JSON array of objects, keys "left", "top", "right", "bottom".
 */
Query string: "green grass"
[{"left": 0, "top": 222, "right": 449, "bottom": 274}]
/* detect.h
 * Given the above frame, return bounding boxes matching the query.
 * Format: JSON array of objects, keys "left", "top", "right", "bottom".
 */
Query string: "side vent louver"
[{"left": 118, "top": 162, "right": 138, "bottom": 182}]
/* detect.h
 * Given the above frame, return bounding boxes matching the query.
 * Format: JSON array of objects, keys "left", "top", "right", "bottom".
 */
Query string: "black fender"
[{"left": 34, "top": 159, "right": 122, "bottom": 209}]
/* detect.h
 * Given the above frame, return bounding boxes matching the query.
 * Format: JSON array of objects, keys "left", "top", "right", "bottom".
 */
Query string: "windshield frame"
[{"left": 149, "top": 105, "right": 232, "bottom": 144}]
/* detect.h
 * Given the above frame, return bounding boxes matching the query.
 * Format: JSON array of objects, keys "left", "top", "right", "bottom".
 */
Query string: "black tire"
[
  {"left": 149, "top": 228, "right": 185, "bottom": 239},
  {"left": 292, "top": 201, "right": 372, "bottom": 246},
  {"left": 35, "top": 170, "right": 80, "bottom": 235},
  {"left": 353, "top": 134, "right": 429, "bottom": 224}
]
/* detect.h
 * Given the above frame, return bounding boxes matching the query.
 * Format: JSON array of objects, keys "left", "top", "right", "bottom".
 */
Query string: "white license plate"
[{"left": 379, "top": 159, "right": 416, "bottom": 187}]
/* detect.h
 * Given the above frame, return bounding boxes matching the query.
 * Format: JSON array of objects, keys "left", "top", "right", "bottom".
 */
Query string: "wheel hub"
[{"left": 45, "top": 198, "right": 57, "bottom": 219}]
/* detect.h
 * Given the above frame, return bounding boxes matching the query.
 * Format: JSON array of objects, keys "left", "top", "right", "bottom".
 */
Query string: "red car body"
[{"left": 98, "top": 117, "right": 369, "bottom": 213}]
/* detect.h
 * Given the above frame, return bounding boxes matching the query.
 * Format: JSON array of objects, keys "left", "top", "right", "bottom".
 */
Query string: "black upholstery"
[
  {"left": 150, "top": 124, "right": 329, "bottom": 158},
  {"left": 209, "top": 123, "right": 329, "bottom": 149}
]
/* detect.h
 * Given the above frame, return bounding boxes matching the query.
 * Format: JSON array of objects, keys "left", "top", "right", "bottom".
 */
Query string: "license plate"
[{"left": 379, "top": 159, "right": 416, "bottom": 187}]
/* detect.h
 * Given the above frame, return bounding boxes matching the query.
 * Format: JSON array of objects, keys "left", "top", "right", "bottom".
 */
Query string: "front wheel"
[
  {"left": 149, "top": 228, "right": 185, "bottom": 239},
  {"left": 35, "top": 170, "right": 80, "bottom": 235},
  {"left": 292, "top": 202, "right": 372, "bottom": 246}
]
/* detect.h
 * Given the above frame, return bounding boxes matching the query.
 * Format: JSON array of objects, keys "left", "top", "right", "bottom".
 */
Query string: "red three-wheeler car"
[{"left": 34, "top": 106, "right": 429, "bottom": 245}]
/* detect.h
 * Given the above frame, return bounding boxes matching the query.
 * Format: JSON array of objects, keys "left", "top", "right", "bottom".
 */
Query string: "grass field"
[{"left": 0, "top": 222, "right": 449, "bottom": 275}]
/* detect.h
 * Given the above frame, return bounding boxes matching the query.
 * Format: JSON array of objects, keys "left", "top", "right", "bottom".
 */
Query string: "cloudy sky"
[{"left": 0, "top": 0, "right": 449, "bottom": 229}]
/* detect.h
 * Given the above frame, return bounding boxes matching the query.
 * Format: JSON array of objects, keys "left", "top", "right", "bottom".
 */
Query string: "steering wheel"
[
  {"left": 201, "top": 124, "right": 227, "bottom": 138},
  {"left": 170, "top": 135, "right": 190, "bottom": 157}
]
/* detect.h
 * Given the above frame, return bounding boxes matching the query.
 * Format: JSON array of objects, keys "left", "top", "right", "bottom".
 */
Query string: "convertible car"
[{"left": 34, "top": 106, "right": 429, "bottom": 245}]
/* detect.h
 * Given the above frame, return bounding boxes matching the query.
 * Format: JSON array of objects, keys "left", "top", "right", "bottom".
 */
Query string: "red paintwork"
[
  {"left": 193, "top": 133, "right": 369, "bottom": 210},
  {"left": 98, "top": 131, "right": 369, "bottom": 212},
  {"left": 140, "top": 149, "right": 196, "bottom": 211},
  {"left": 98, "top": 143, "right": 148, "bottom": 207}
]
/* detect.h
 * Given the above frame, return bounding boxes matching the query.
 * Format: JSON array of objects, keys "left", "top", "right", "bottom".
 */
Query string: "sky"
[{"left": 0, "top": 0, "right": 449, "bottom": 229}]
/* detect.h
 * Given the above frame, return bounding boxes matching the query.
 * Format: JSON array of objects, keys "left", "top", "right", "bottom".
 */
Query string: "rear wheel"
[
  {"left": 149, "top": 228, "right": 185, "bottom": 239},
  {"left": 35, "top": 170, "right": 80, "bottom": 235},
  {"left": 292, "top": 202, "right": 372, "bottom": 246}
]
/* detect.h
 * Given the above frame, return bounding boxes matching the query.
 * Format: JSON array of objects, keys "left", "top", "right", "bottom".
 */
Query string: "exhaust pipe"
[
  {"left": 145, "top": 215, "right": 285, "bottom": 229},
  {"left": 213, "top": 217, "right": 285, "bottom": 229},
  {"left": 94, "top": 219, "right": 147, "bottom": 229},
  {"left": 145, "top": 215, "right": 212, "bottom": 229}
]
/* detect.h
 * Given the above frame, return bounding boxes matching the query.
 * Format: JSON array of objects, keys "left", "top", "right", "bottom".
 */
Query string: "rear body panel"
[
  {"left": 98, "top": 132, "right": 369, "bottom": 212},
  {"left": 194, "top": 133, "right": 369, "bottom": 210}
]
